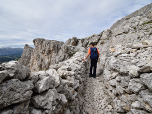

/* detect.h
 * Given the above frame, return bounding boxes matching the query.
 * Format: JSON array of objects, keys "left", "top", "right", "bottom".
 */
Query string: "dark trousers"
[{"left": 90, "top": 59, "right": 97, "bottom": 77}]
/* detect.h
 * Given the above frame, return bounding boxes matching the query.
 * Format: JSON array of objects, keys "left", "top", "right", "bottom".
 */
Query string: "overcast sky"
[{"left": 0, "top": 0, "right": 152, "bottom": 47}]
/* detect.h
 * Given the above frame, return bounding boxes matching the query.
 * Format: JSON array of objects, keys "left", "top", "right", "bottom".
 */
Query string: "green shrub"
[{"left": 142, "top": 20, "right": 152, "bottom": 25}]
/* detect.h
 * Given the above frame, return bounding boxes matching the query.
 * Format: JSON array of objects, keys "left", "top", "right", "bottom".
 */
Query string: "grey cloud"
[{"left": 0, "top": 0, "right": 152, "bottom": 47}]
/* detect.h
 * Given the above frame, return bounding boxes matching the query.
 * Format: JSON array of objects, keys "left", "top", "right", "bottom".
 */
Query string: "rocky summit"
[{"left": 0, "top": 3, "right": 152, "bottom": 114}]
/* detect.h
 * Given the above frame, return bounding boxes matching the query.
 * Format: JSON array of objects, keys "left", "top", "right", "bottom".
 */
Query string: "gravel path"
[{"left": 83, "top": 76, "right": 113, "bottom": 114}]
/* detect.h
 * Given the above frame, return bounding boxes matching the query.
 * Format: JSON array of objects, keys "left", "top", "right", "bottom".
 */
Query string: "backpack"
[{"left": 90, "top": 47, "right": 98, "bottom": 59}]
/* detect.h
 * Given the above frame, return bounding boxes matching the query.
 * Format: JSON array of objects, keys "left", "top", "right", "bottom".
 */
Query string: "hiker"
[{"left": 83, "top": 42, "right": 99, "bottom": 78}]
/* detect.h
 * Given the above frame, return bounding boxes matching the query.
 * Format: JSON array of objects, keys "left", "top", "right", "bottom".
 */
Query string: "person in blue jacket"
[{"left": 84, "top": 42, "right": 99, "bottom": 78}]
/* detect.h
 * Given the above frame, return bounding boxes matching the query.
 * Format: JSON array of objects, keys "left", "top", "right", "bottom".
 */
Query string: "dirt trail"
[{"left": 83, "top": 76, "right": 113, "bottom": 114}]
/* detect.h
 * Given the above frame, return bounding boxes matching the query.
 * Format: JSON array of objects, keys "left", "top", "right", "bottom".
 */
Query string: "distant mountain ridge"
[
  {"left": 0, "top": 47, "right": 23, "bottom": 64},
  {"left": 0, "top": 47, "right": 23, "bottom": 56}
]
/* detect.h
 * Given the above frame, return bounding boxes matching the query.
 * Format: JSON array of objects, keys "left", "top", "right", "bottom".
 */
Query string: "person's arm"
[
  {"left": 97, "top": 49, "right": 100, "bottom": 58},
  {"left": 83, "top": 48, "right": 90, "bottom": 61},
  {"left": 83, "top": 53, "right": 90, "bottom": 61}
]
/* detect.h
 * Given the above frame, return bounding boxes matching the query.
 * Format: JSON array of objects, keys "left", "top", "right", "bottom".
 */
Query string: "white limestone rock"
[
  {"left": 60, "top": 94, "right": 68, "bottom": 105},
  {"left": 31, "top": 89, "right": 60, "bottom": 110},
  {"left": 113, "top": 98, "right": 125, "bottom": 113},
  {"left": 109, "top": 56, "right": 129, "bottom": 74},
  {"left": 129, "top": 65, "right": 139, "bottom": 78},
  {"left": 140, "top": 73, "right": 152, "bottom": 91},
  {"left": 102, "top": 29, "right": 112, "bottom": 40},
  {"left": 131, "top": 101, "right": 142, "bottom": 109},
  {"left": 128, "top": 79, "right": 145, "bottom": 94},
  {"left": 0, "top": 61, "right": 30, "bottom": 81},
  {"left": 139, "top": 61, "right": 152, "bottom": 73},
  {"left": 35, "top": 76, "right": 55, "bottom": 93},
  {"left": 120, "top": 76, "right": 130, "bottom": 88},
  {"left": 46, "top": 69, "right": 61, "bottom": 87},
  {"left": 140, "top": 89, "right": 152, "bottom": 108},
  {"left": 109, "top": 79, "right": 116, "bottom": 87}
]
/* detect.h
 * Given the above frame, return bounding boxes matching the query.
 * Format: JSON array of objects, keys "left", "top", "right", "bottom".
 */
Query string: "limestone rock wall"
[
  {"left": 103, "top": 45, "right": 152, "bottom": 113},
  {"left": 0, "top": 61, "right": 33, "bottom": 114},
  {"left": 94, "top": 3, "right": 152, "bottom": 113},
  {"left": 0, "top": 52, "right": 88, "bottom": 114}
]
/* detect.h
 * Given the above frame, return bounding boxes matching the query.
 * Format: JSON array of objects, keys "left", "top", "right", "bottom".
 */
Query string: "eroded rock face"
[
  {"left": 30, "top": 38, "right": 64, "bottom": 72},
  {"left": 19, "top": 38, "right": 87, "bottom": 72},
  {"left": 18, "top": 44, "right": 33, "bottom": 68}
]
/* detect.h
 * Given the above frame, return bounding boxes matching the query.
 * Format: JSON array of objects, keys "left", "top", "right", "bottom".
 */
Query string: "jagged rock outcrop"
[
  {"left": 65, "top": 37, "right": 78, "bottom": 46},
  {"left": 1, "top": 3, "right": 152, "bottom": 114},
  {"left": 110, "top": 3, "right": 152, "bottom": 31},
  {"left": 18, "top": 44, "right": 34, "bottom": 68},
  {"left": 19, "top": 38, "right": 86, "bottom": 72}
]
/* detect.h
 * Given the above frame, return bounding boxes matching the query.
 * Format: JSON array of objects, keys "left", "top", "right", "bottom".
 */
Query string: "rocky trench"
[
  {"left": 102, "top": 43, "right": 152, "bottom": 114},
  {"left": 1, "top": 3, "right": 152, "bottom": 114}
]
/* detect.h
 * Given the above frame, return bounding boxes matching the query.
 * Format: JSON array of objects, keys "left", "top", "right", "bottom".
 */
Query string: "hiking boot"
[
  {"left": 89, "top": 74, "right": 93, "bottom": 77},
  {"left": 93, "top": 75, "right": 96, "bottom": 78}
]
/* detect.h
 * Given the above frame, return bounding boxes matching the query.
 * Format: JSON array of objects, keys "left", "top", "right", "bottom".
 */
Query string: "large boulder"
[
  {"left": 46, "top": 69, "right": 61, "bottom": 87},
  {"left": 139, "top": 61, "right": 152, "bottom": 73},
  {"left": 0, "top": 61, "right": 30, "bottom": 83},
  {"left": 113, "top": 98, "right": 125, "bottom": 113},
  {"left": 13, "top": 101, "right": 30, "bottom": 114},
  {"left": 0, "top": 79, "right": 34, "bottom": 109},
  {"left": 140, "top": 89, "right": 152, "bottom": 108},
  {"left": 129, "top": 65, "right": 139, "bottom": 78},
  {"left": 140, "top": 73, "right": 152, "bottom": 91},
  {"left": 128, "top": 79, "right": 145, "bottom": 94},
  {"left": 31, "top": 89, "right": 60, "bottom": 110},
  {"left": 109, "top": 56, "right": 129, "bottom": 74},
  {"left": 34, "top": 76, "right": 55, "bottom": 93}
]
